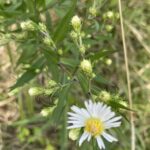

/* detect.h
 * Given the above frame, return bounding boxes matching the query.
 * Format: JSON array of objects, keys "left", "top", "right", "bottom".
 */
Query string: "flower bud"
[
  {"left": 20, "top": 20, "right": 36, "bottom": 31},
  {"left": 41, "top": 106, "right": 56, "bottom": 117},
  {"left": 70, "top": 31, "right": 78, "bottom": 39},
  {"left": 44, "top": 89, "right": 54, "bottom": 95},
  {"left": 28, "top": 87, "right": 43, "bottom": 96},
  {"left": 57, "top": 49, "right": 63, "bottom": 55},
  {"left": 48, "top": 80, "right": 57, "bottom": 87},
  {"left": 106, "top": 11, "right": 114, "bottom": 18},
  {"left": 105, "top": 59, "right": 112, "bottom": 66},
  {"left": 69, "top": 128, "right": 80, "bottom": 141},
  {"left": 38, "top": 23, "right": 47, "bottom": 32},
  {"left": 43, "top": 37, "right": 53, "bottom": 46},
  {"left": 71, "top": 15, "right": 81, "bottom": 31},
  {"left": 89, "top": 7, "right": 97, "bottom": 17},
  {"left": 79, "top": 45, "right": 86, "bottom": 55},
  {"left": 98, "top": 91, "right": 111, "bottom": 102},
  {"left": 105, "top": 25, "right": 113, "bottom": 32},
  {"left": 80, "top": 59, "right": 93, "bottom": 76}
]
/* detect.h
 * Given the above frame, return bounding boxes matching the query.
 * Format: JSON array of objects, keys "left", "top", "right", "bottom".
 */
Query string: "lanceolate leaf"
[
  {"left": 11, "top": 57, "right": 45, "bottom": 89},
  {"left": 89, "top": 50, "right": 118, "bottom": 61},
  {"left": 53, "top": 0, "right": 77, "bottom": 44}
]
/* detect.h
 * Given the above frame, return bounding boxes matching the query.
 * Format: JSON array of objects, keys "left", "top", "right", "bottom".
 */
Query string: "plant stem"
[{"left": 118, "top": 0, "right": 135, "bottom": 150}]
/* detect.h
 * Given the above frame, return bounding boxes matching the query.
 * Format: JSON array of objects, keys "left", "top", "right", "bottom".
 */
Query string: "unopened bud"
[
  {"left": 70, "top": 31, "right": 78, "bottom": 39},
  {"left": 105, "top": 59, "right": 112, "bottom": 65},
  {"left": 28, "top": 87, "right": 43, "bottom": 96},
  {"left": 58, "top": 49, "right": 63, "bottom": 55},
  {"left": 98, "top": 91, "right": 111, "bottom": 102},
  {"left": 41, "top": 106, "right": 56, "bottom": 117},
  {"left": 48, "top": 80, "right": 57, "bottom": 87},
  {"left": 89, "top": 7, "right": 97, "bottom": 17},
  {"left": 71, "top": 15, "right": 81, "bottom": 31},
  {"left": 21, "top": 20, "right": 36, "bottom": 31},
  {"left": 44, "top": 89, "right": 54, "bottom": 95},
  {"left": 105, "top": 25, "right": 113, "bottom": 32},
  {"left": 43, "top": 37, "right": 53, "bottom": 46},
  {"left": 80, "top": 59, "right": 93, "bottom": 76},
  {"left": 79, "top": 45, "right": 86, "bottom": 55},
  {"left": 69, "top": 128, "right": 80, "bottom": 141},
  {"left": 107, "top": 11, "right": 114, "bottom": 18},
  {"left": 38, "top": 23, "right": 47, "bottom": 32}
]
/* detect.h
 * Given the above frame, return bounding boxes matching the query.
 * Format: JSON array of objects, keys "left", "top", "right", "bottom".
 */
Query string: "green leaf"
[
  {"left": 17, "top": 44, "right": 37, "bottom": 65},
  {"left": 88, "top": 49, "right": 118, "bottom": 61},
  {"left": 77, "top": 73, "right": 89, "bottom": 94},
  {"left": 53, "top": 0, "right": 77, "bottom": 44},
  {"left": 52, "top": 83, "right": 70, "bottom": 124},
  {"left": 94, "top": 75, "right": 109, "bottom": 84},
  {"left": 11, "top": 57, "right": 45, "bottom": 89},
  {"left": 60, "top": 58, "right": 79, "bottom": 68},
  {"left": 108, "top": 100, "right": 135, "bottom": 111}
]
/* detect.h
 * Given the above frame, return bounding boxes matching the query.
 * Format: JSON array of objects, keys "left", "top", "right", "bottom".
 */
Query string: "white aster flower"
[{"left": 68, "top": 100, "right": 122, "bottom": 149}]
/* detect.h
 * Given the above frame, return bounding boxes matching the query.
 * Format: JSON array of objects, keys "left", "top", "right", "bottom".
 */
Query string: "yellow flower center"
[{"left": 85, "top": 118, "right": 104, "bottom": 137}]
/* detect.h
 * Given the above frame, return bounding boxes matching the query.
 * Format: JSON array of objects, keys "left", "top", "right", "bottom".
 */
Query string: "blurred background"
[{"left": 0, "top": 0, "right": 150, "bottom": 150}]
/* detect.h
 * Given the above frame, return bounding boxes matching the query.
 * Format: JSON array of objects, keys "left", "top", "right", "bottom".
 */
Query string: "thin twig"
[{"left": 118, "top": 0, "right": 135, "bottom": 150}]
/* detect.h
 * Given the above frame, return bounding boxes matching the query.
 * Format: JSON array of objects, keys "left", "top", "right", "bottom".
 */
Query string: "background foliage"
[{"left": 0, "top": 0, "right": 150, "bottom": 150}]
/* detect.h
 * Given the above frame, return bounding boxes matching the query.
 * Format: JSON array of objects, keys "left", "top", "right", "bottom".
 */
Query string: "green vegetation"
[{"left": 0, "top": 0, "right": 149, "bottom": 149}]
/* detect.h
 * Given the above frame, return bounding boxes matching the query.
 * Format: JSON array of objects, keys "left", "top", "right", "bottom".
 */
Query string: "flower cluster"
[{"left": 71, "top": 15, "right": 86, "bottom": 55}]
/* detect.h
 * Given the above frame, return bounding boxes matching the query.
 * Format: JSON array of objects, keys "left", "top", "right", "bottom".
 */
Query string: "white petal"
[
  {"left": 102, "top": 132, "right": 118, "bottom": 142},
  {"left": 81, "top": 108, "right": 90, "bottom": 118},
  {"left": 102, "top": 112, "right": 115, "bottom": 122},
  {"left": 96, "top": 136, "right": 105, "bottom": 149},
  {"left": 87, "top": 134, "right": 91, "bottom": 142},
  {"left": 68, "top": 112, "right": 86, "bottom": 122},
  {"left": 105, "top": 116, "right": 122, "bottom": 124},
  {"left": 84, "top": 100, "right": 93, "bottom": 115},
  {"left": 105, "top": 122, "right": 121, "bottom": 129},
  {"left": 71, "top": 106, "right": 90, "bottom": 119},
  {"left": 67, "top": 124, "right": 84, "bottom": 129},
  {"left": 79, "top": 132, "right": 89, "bottom": 146},
  {"left": 71, "top": 106, "right": 83, "bottom": 115},
  {"left": 67, "top": 120, "right": 84, "bottom": 125}
]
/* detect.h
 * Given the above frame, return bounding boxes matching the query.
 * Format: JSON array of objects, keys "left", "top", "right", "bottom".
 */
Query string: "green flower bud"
[
  {"left": 119, "top": 101, "right": 128, "bottom": 107},
  {"left": 44, "top": 89, "right": 54, "bottom": 95},
  {"left": 20, "top": 20, "right": 36, "bottom": 31},
  {"left": 28, "top": 87, "right": 43, "bottom": 96},
  {"left": 57, "top": 49, "right": 63, "bottom": 55},
  {"left": 38, "top": 23, "right": 47, "bottom": 32},
  {"left": 80, "top": 59, "right": 93, "bottom": 76},
  {"left": 70, "top": 31, "right": 78, "bottom": 39},
  {"left": 43, "top": 37, "right": 53, "bottom": 46},
  {"left": 15, "top": 32, "right": 27, "bottom": 40},
  {"left": 69, "top": 128, "right": 80, "bottom": 141},
  {"left": 71, "top": 15, "right": 81, "bottom": 31},
  {"left": 41, "top": 106, "right": 56, "bottom": 117},
  {"left": 106, "top": 11, "right": 114, "bottom": 18},
  {"left": 89, "top": 7, "right": 97, "bottom": 17},
  {"left": 98, "top": 91, "right": 111, "bottom": 102},
  {"left": 105, "top": 58, "right": 112, "bottom": 66},
  {"left": 105, "top": 25, "right": 113, "bottom": 32},
  {"left": 48, "top": 80, "right": 57, "bottom": 87},
  {"left": 35, "top": 69, "right": 40, "bottom": 73},
  {"left": 79, "top": 45, "right": 86, "bottom": 55}
]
